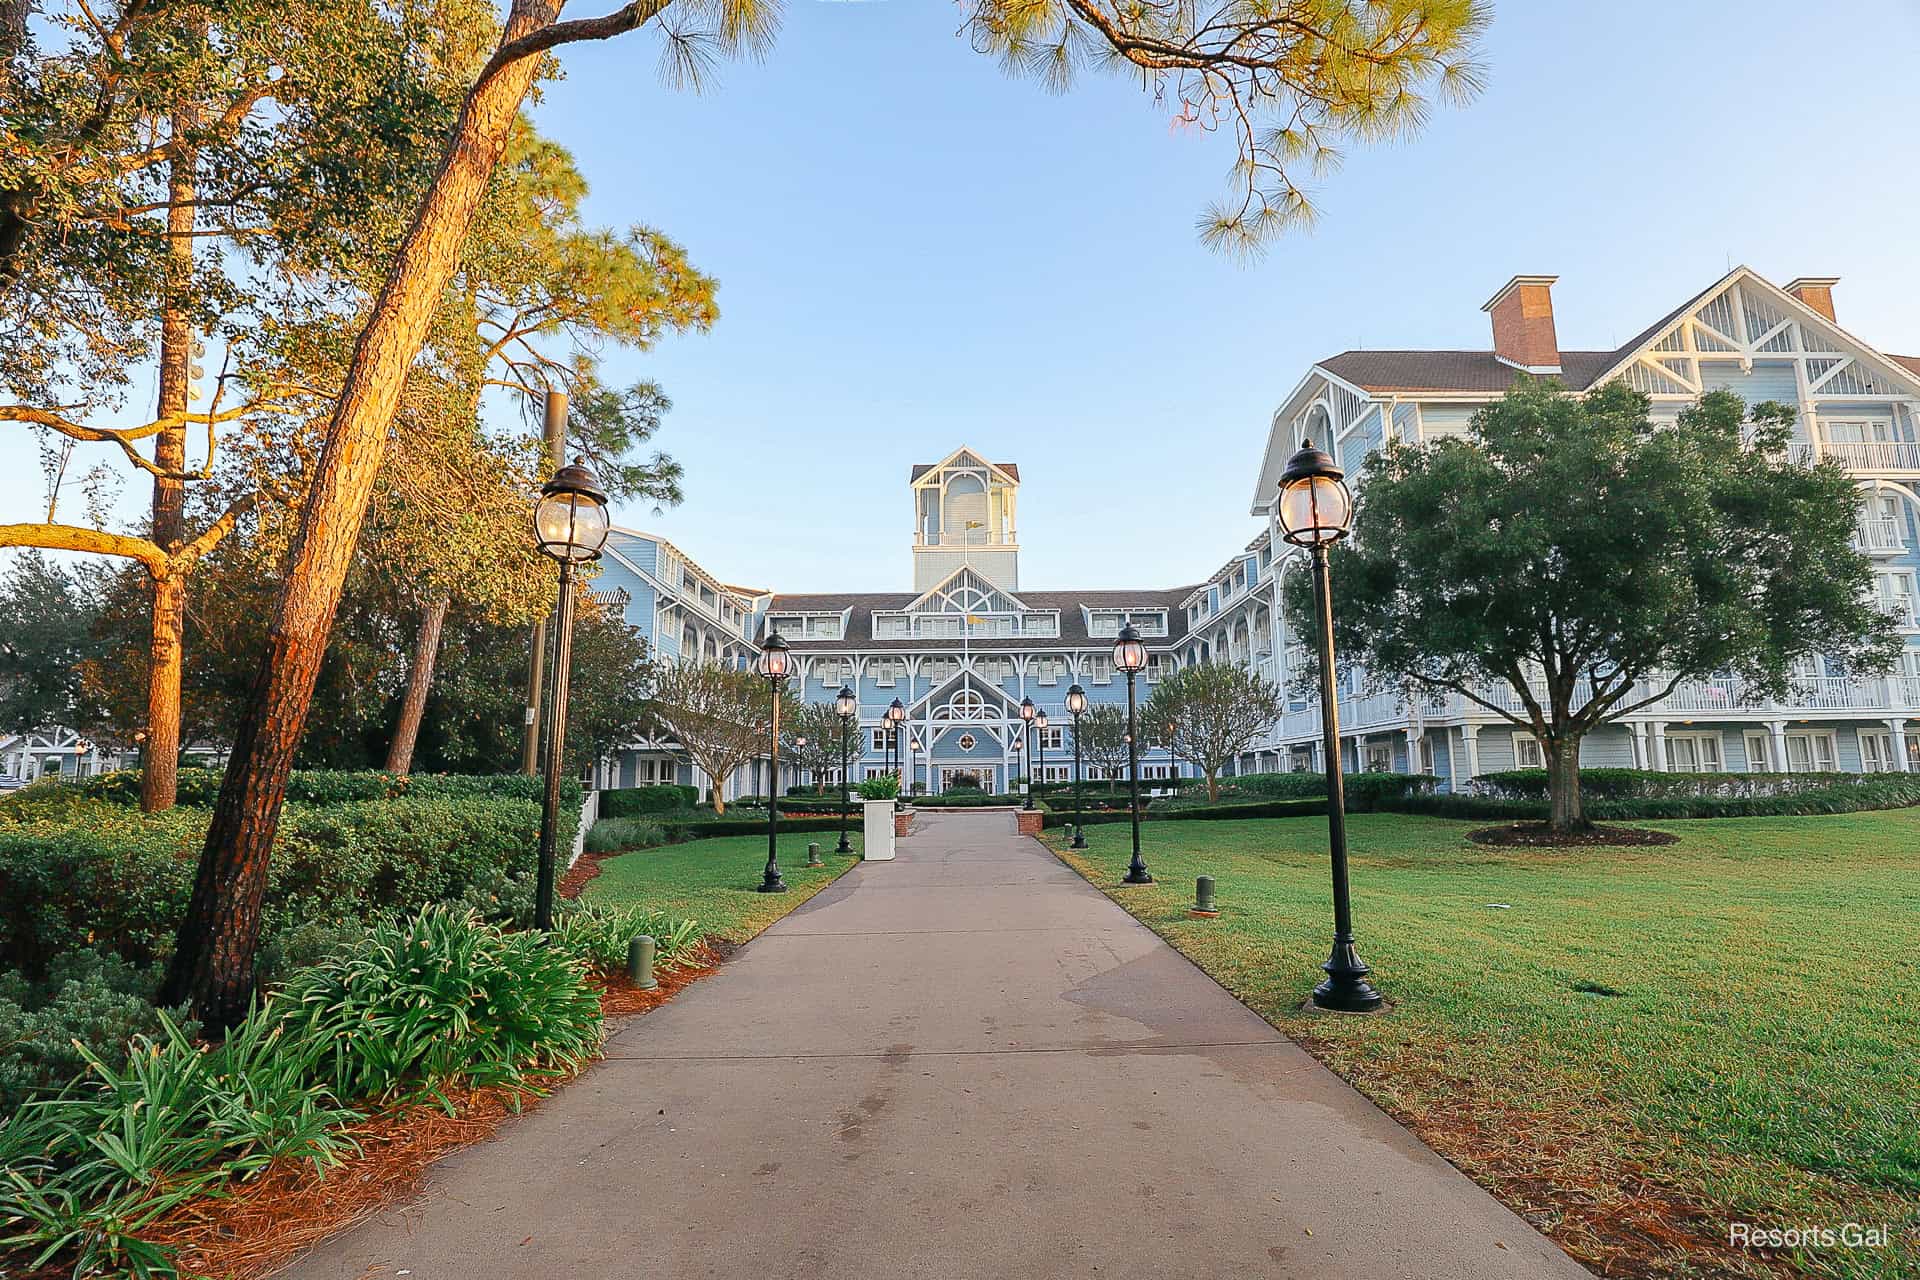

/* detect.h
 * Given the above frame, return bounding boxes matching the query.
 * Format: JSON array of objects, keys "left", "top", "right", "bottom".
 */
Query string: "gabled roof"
[
  {"left": 909, "top": 447, "right": 1019, "bottom": 484},
  {"left": 764, "top": 587, "right": 1198, "bottom": 650},
  {"left": 903, "top": 565, "right": 1028, "bottom": 614},
  {"left": 1893, "top": 355, "right": 1920, "bottom": 377},
  {"left": 1316, "top": 349, "right": 1621, "bottom": 394}
]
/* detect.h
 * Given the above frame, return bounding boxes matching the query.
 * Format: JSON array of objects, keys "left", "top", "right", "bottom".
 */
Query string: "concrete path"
[{"left": 285, "top": 810, "right": 1590, "bottom": 1280}]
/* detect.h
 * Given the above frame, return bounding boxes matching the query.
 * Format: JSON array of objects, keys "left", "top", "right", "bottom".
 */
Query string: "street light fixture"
[
  {"left": 834, "top": 685, "right": 857, "bottom": 854},
  {"left": 887, "top": 699, "right": 907, "bottom": 787},
  {"left": 1278, "top": 439, "right": 1381, "bottom": 1013},
  {"left": 530, "top": 459, "right": 610, "bottom": 930},
  {"left": 756, "top": 631, "right": 792, "bottom": 894},
  {"left": 908, "top": 735, "right": 922, "bottom": 797},
  {"left": 1113, "top": 623, "right": 1151, "bottom": 884},
  {"left": 1018, "top": 695, "right": 1037, "bottom": 810},
  {"left": 1033, "top": 711, "right": 1048, "bottom": 808},
  {"left": 1065, "top": 684, "right": 1089, "bottom": 849}
]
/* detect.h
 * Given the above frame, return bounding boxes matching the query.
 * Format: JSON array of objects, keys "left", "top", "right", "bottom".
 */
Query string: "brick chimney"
[
  {"left": 1481, "top": 275, "right": 1561, "bottom": 373},
  {"left": 1784, "top": 277, "right": 1839, "bottom": 324}
]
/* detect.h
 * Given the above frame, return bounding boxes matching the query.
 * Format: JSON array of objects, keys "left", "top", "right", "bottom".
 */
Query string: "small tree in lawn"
[
  {"left": 781, "top": 701, "right": 849, "bottom": 791},
  {"left": 645, "top": 662, "right": 772, "bottom": 815},
  {"left": 1142, "top": 663, "right": 1285, "bottom": 802},
  {"left": 1284, "top": 380, "right": 1901, "bottom": 834},
  {"left": 1071, "top": 704, "right": 1133, "bottom": 791}
]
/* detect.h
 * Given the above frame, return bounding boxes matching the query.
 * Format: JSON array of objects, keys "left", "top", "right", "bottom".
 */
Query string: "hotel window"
[
  {"left": 1784, "top": 731, "right": 1837, "bottom": 773},
  {"left": 871, "top": 659, "right": 900, "bottom": 687},
  {"left": 1040, "top": 726, "right": 1063, "bottom": 750},
  {"left": 870, "top": 728, "right": 898, "bottom": 752},
  {"left": 1664, "top": 732, "right": 1724, "bottom": 773},
  {"left": 1873, "top": 571, "right": 1917, "bottom": 629},
  {"left": 1087, "top": 655, "right": 1114, "bottom": 685},
  {"left": 1416, "top": 736, "right": 1435, "bottom": 776},
  {"left": 1512, "top": 733, "right": 1545, "bottom": 769},
  {"left": 1859, "top": 730, "right": 1899, "bottom": 773},
  {"left": 1742, "top": 731, "right": 1775, "bottom": 772},
  {"left": 923, "top": 659, "right": 957, "bottom": 685},
  {"left": 1034, "top": 657, "right": 1063, "bottom": 686},
  {"left": 1363, "top": 741, "right": 1392, "bottom": 773}
]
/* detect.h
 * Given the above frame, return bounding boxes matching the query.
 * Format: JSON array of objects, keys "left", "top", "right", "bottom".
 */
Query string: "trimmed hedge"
[
  {"left": 599, "top": 784, "right": 700, "bottom": 817},
  {"left": 1381, "top": 771, "right": 1920, "bottom": 821},
  {"left": 0, "top": 794, "right": 546, "bottom": 977},
  {"left": 1472, "top": 768, "right": 1918, "bottom": 802},
  {"left": 1042, "top": 797, "right": 1327, "bottom": 829}
]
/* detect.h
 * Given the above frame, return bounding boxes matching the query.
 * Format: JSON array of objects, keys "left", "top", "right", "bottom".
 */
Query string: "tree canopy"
[
  {"left": 645, "top": 662, "right": 772, "bottom": 813},
  {"left": 1285, "top": 380, "right": 1902, "bottom": 830},
  {"left": 1142, "top": 662, "right": 1284, "bottom": 801}
]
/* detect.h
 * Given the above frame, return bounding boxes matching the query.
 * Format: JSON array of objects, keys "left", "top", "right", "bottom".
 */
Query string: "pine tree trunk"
[
  {"left": 1546, "top": 735, "right": 1586, "bottom": 832},
  {"left": 157, "top": 1, "right": 564, "bottom": 1030},
  {"left": 141, "top": 122, "right": 196, "bottom": 813},
  {"left": 384, "top": 596, "right": 449, "bottom": 776}
]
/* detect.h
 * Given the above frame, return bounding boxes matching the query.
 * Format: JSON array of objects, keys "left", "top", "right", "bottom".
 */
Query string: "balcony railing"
[
  {"left": 1855, "top": 517, "right": 1906, "bottom": 553},
  {"left": 1273, "top": 673, "right": 1920, "bottom": 742},
  {"left": 1821, "top": 440, "right": 1920, "bottom": 471}
]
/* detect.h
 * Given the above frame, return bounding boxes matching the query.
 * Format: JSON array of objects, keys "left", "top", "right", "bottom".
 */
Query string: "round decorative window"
[{"left": 956, "top": 733, "right": 977, "bottom": 752}]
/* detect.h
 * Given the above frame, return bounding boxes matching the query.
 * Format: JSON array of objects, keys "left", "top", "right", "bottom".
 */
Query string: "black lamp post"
[
  {"left": 756, "top": 632, "right": 792, "bottom": 894},
  {"left": 1019, "top": 695, "right": 1037, "bottom": 809},
  {"left": 1164, "top": 720, "right": 1180, "bottom": 795},
  {"left": 1278, "top": 439, "right": 1382, "bottom": 1012},
  {"left": 909, "top": 735, "right": 922, "bottom": 797},
  {"left": 1008, "top": 733, "right": 1022, "bottom": 795},
  {"left": 1114, "top": 623, "right": 1151, "bottom": 884},
  {"left": 835, "top": 684, "right": 856, "bottom": 854},
  {"left": 886, "top": 698, "right": 906, "bottom": 789},
  {"left": 1033, "top": 710, "right": 1049, "bottom": 804},
  {"left": 1065, "top": 684, "right": 1088, "bottom": 849},
  {"left": 531, "top": 459, "right": 610, "bottom": 930}
]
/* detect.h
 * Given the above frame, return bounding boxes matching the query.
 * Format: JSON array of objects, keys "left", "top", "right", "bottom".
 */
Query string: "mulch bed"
[
  {"left": 1469, "top": 823, "right": 1679, "bottom": 848},
  {"left": 556, "top": 848, "right": 623, "bottom": 899},
  {"left": 137, "top": 946, "right": 723, "bottom": 1280}
]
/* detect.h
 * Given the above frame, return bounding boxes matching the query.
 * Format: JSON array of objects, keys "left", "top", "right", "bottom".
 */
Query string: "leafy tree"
[
  {"left": 1142, "top": 663, "right": 1284, "bottom": 801},
  {"left": 1071, "top": 703, "right": 1133, "bottom": 788},
  {"left": 160, "top": 0, "right": 1489, "bottom": 1027},
  {"left": 781, "top": 700, "right": 851, "bottom": 790},
  {"left": 0, "top": 552, "right": 108, "bottom": 736},
  {"left": 645, "top": 662, "right": 772, "bottom": 815},
  {"left": 1285, "top": 381, "right": 1902, "bottom": 832}
]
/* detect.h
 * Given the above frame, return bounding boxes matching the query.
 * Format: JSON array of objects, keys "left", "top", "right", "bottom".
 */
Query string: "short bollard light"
[
  {"left": 1190, "top": 876, "right": 1219, "bottom": 919},
  {"left": 807, "top": 841, "right": 824, "bottom": 868},
  {"left": 628, "top": 935, "right": 659, "bottom": 990}
]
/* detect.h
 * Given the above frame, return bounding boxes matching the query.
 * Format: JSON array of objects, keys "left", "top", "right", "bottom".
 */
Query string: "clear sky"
[{"left": 10, "top": 1, "right": 1920, "bottom": 594}]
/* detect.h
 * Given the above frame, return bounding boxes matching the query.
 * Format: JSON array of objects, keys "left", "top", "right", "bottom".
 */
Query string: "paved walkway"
[{"left": 285, "top": 811, "right": 1590, "bottom": 1279}]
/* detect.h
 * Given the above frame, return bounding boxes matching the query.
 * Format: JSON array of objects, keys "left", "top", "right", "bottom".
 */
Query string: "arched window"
[{"left": 945, "top": 473, "right": 989, "bottom": 542}]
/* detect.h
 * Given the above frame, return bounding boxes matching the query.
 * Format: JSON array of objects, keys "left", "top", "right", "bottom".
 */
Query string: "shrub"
[
  {"left": 0, "top": 908, "right": 604, "bottom": 1279},
  {"left": 551, "top": 902, "right": 702, "bottom": 974},
  {"left": 584, "top": 817, "right": 668, "bottom": 853},
  {"left": 599, "top": 785, "right": 699, "bottom": 817},
  {"left": 1472, "top": 767, "right": 1919, "bottom": 803},
  {"left": 0, "top": 794, "right": 543, "bottom": 977},
  {"left": 1043, "top": 797, "right": 1326, "bottom": 828},
  {"left": 0, "top": 952, "right": 187, "bottom": 1112},
  {"left": 275, "top": 907, "right": 603, "bottom": 1104},
  {"left": 856, "top": 775, "right": 900, "bottom": 800}
]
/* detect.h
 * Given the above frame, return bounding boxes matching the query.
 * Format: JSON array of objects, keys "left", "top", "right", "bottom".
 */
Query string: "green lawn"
[
  {"left": 1048, "top": 812, "right": 1920, "bottom": 1280},
  {"left": 582, "top": 829, "right": 861, "bottom": 944}
]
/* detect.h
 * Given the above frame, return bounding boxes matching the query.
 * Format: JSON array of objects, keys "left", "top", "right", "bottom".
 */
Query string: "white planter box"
[{"left": 862, "top": 799, "right": 897, "bottom": 861}]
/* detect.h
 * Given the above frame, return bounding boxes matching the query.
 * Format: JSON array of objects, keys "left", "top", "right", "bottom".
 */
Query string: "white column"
[
  {"left": 1405, "top": 726, "right": 1421, "bottom": 776},
  {"left": 1890, "top": 718, "right": 1911, "bottom": 772},
  {"left": 1446, "top": 728, "right": 1461, "bottom": 792},
  {"left": 1460, "top": 724, "right": 1480, "bottom": 781},
  {"left": 1624, "top": 723, "right": 1643, "bottom": 770},
  {"left": 1768, "top": 720, "right": 1789, "bottom": 773},
  {"left": 1648, "top": 721, "right": 1669, "bottom": 772}
]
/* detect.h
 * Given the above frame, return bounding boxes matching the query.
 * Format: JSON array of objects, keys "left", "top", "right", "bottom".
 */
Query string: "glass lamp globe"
[
  {"left": 1113, "top": 623, "right": 1147, "bottom": 673},
  {"left": 533, "top": 460, "right": 611, "bottom": 562},
  {"left": 1276, "top": 440, "right": 1353, "bottom": 548},
  {"left": 1019, "top": 696, "right": 1036, "bottom": 722},
  {"left": 758, "top": 631, "right": 792, "bottom": 680},
  {"left": 1034, "top": 711, "right": 1048, "bottom": 732},
  {"left": 887, "top": 699, "right": 906, "bottom": 724},
  {"left": 835, "top": 685, "right": 857, "bottom": 718},
  {"left": 1065, "top": 684, "right": 1088, "bottom": 716}
]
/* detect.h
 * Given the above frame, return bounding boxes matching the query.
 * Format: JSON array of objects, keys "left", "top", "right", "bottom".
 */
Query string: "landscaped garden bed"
[
  {"left": 1047, "top": 811, "right": 1920, "bottom": 1280},
  {"left": 0, "top": 773, "right": 856, "bottom": 1278}
]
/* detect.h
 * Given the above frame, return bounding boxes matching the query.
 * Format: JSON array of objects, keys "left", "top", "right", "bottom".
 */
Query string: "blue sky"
[{"left": 10, "top": 1, "right": 1920, "bottom": 594}]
